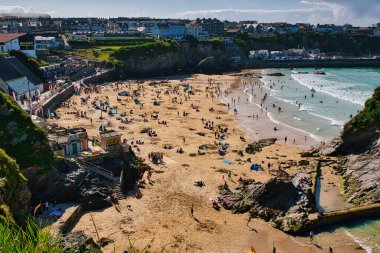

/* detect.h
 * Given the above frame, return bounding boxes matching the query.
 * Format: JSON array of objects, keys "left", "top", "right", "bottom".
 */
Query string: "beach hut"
[
  {"left": 48, "top": 127, "right": 89, "bottom": 157},
  {"left": 99, "top": 130, "right": 122, "bottom": 151}
]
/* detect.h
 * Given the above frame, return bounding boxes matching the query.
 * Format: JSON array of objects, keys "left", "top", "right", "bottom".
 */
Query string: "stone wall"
[{"left": 41, "top": 84, "right": 75, "bottom": 115}]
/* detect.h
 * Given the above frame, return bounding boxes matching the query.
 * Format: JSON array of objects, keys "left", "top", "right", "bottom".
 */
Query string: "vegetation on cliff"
[
  {"left": 343, "top": 87, "right": 380, "bottom": 135},
  {"left": 236, "top": 32, "right": 380, "bottom": 55},
  {"left": 111, "top": 40, "right": 180, "bottom": 60},
  {"left": 0, "top": 92, "right": 54, "bottom": 169},
  {"left": 9, "top": 50, "right": 45, "bottom": 80},
  {"left": 0, "top": 148, "right": 27, "bottom": 222}
]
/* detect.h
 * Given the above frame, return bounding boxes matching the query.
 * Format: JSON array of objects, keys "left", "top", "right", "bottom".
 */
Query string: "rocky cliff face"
[
  {"left": 119, "top": 43, "right": 231, "bottom": 77},
  {"left": 324, "top": 88, "right": 380, "bottom": 205}
]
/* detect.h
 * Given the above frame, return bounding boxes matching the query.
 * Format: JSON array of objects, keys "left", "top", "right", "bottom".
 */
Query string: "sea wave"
[
  {"left": 291, "top": 73, "right": 369, "bottom": 106},
  {"left": 345, "top": 231, "right": 373, "bottom": 253},
  {"left": 307, "top": 111, "right": 345, "bottom": 126}
]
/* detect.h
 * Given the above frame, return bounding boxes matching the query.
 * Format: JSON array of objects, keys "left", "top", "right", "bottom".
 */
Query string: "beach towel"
[{"left": 223, "top": 160, "right": 233, "bottom": 165}]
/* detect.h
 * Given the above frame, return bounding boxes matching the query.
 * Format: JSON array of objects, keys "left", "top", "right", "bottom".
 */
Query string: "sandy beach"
[{"left": 48, "top": 71, "right": 366, "bottom": 253}]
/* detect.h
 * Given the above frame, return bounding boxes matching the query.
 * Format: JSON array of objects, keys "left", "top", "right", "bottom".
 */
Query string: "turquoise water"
[
  {"left": 326, "top": 218, "right": 380, "bottom": 253},
  {"left": 259, "top": 68, "right": 380, "bottom": 252},
  {"left": 260, "top": 68, "right": 380, "bottom": 140}
]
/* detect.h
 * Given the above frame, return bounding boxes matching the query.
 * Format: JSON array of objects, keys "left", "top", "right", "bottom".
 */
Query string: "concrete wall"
[
  {"left": 247, "top": 59, "right": 380, "bottom": 69},
  {"left": 42, "top": 83, "right": 75, "bottom": 115},
  {"left": 70, "top": 65, "right": 96, "bottom": 81},
  {"left": 83, "top": 69, "right": 118, "bottom": 85}
]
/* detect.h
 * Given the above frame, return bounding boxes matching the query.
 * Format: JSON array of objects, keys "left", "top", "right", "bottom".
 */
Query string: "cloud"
[
  {"left": 174, "top": 0, "right": 380, "bottom": 25},
  {"left": 0, "top": 5, "right": 35, "bottom": 14}
]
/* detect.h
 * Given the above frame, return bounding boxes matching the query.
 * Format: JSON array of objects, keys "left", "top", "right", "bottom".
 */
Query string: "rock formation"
[{"left": 323, "top": 87, "right": 380, "bottom": 205}]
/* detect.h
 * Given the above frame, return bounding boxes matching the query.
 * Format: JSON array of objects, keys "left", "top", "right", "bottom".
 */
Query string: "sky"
[{"left": 0, "top": 0, "right": 379, "bottom": 26}]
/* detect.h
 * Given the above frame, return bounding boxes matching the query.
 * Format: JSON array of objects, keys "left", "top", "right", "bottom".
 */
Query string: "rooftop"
[{"left": 0, "top": 33, "right": 25, "bottom": 44}]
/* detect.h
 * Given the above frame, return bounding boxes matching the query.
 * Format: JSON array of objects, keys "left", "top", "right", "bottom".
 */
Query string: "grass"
[
  {"left": 343, "top": 87, "right": 380, "bottom": 135},
  {"left": 0, "top": 92, "right": 54, "bottom": 169},
  {"left": 0, "top": 218, "right": 62, "bottom": 253}
]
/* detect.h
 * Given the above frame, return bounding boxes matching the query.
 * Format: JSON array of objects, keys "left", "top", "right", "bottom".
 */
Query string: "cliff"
[
  {"left": 111, "top": 40, "right": 232, "bottom": 77},
  {"left": 324, "top": 88, "right": 380, "bottom": 205}
]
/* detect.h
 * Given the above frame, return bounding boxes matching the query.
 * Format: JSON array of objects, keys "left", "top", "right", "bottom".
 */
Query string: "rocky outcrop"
[
  {"left": 245, "top": 138, "right": 277, "bottom": 155},
  {"left": 61, "top": 231, "right": 101, "bottom": 253},
  {"left": 220, "top": 177, "right": 315, "bottom": 233},
  {"left": 323, "top": 88, "right": 380, "bottom": 205}
]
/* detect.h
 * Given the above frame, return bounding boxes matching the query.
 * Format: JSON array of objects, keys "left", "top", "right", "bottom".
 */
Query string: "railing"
[{"left": 73, "top": 158, "right": 119, "bottom": 182}]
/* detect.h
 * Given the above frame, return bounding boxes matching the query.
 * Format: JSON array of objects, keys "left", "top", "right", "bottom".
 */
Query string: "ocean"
[
  {"left": 257, "top": 67, "right": 379, "bottom": 252},
  {"left": 259, "top": 67, "right": 380, "bottom": 141}
]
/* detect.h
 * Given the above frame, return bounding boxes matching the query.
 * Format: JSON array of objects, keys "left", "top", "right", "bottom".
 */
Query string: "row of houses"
[
  {"left": 249, "top": 48, "right": 322, "bottom": 60},
  {"left": 2, "top": 16, "right": 380, "bottom": 39},
  {"left": 0, "top": 33, "right": 62, "bottom": 58}
]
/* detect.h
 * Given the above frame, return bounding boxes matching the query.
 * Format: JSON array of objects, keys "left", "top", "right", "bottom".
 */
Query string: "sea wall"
[
  {"left": 300, "top": 204, "right": 380, "bottom": 233},
  {"left": 41, "top": 84, "right": 75, "bottom": 115},
  {"left": 83, "top": 69, "right": 119, "bottom": 85},
  {"left": 247, "top": 58, "right": 380, "bottom": 69}
]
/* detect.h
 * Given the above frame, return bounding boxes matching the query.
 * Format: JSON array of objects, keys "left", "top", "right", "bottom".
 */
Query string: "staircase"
[
  {"left": 113, "top": 184, "right": 128, "bottom": 200},
  {"left": 71, "top": 158, "right": 119, "bottom": 182}
]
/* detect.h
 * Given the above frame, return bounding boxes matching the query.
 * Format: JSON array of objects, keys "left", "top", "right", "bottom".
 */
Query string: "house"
[
  {"left": 186, "top": 21, "right": 209, "bottom": 40},
  {"left": 35, "top": 36, "right": 60, "bottom": 51},
  {"left": 249, "top": 50, "right": 269, "bottom": 60},
  {"left": 0, "top": 56, "right": 43, "bottom": 101},
  {"left": 18, "top": 34, "right": 36, "bottom": 58},
  {"left": 49, "top": 127, "right": 89, "bottom": 157},
  {"left": 99, "top": 130, "right": 122, "bottom": 151},
  {"left": 0, "top": 33, "right": 24, "bottom": 53},
  {"left": 315, "top": 24, "right": 344, "bottom": 34},
  {"left": 152, "top": 22, "right": 188, "bottom": 40}
]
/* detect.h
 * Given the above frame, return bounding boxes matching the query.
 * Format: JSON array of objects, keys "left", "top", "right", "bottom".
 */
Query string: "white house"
[
  {"left": 35, "top": 36, "right": 60, "bottom": 51},
  {"left": 0, "top": 33, "right": 24, "bottom": 53},
  {"left": 152, "top": 22, "right": 188, "bottom": 40},
  {"left": 249, "top": 50, "right": 269, "bottom": 60},
  {"left": 186, "top": 21, "right": 209, "bottom": 40}
]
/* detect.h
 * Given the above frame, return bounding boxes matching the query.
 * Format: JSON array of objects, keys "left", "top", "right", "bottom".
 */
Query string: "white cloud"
[
  {"left": 174, "top": 0, "right": 380, "bottom": 25},
  {"left": 0, "top": 5, "right": 35, "bottom": 14}
]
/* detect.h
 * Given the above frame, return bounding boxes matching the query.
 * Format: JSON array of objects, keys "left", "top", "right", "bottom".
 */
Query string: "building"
[
  {"left": 99, "top": 130, "right": 122, "bottom": 151},
  {"left": 249, "top": 50, "right": 269, "bottom": 60},
  {"left": 186, "top": 21, "right": 209, "bottom": 40},
  {"left": 151, "top": 22, "right": 188, "bottom": 40},
  {"left": 315, "top": 24, "right": 344, "bottom": 34},
  {"left": 197, "top": 18, "right": 225, "bottom": 37},
  {"left": 35, "top": 36, "right": 60, "bottom": 51},
  {"left": 18, "top": 34, "right": 36, "bottom": 58},
  {"left": 0, "top": 33, "right": 24, "bottom": 53},
  {"left": 0, "top": 56, "right": 43, "bottom": 101},
  {"left": 49, "top": 127, "right": 89, "bottom": 157}
]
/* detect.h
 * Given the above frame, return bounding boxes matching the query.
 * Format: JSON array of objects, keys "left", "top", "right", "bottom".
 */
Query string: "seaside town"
[{"left": 0, "top": 2, "right": 379, "bottom": 253}]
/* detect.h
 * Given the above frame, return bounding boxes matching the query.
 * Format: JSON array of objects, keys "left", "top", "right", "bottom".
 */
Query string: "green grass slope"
[
  {"left": 0, "top": 92, "right": 54, "bottom": 169},
  {"left": 343, "top": 87, "right": 380, "bottom": 135}
]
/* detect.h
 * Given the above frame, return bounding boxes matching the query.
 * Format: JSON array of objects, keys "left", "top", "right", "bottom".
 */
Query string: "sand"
[{"left": 49, "top": 72, "right": 363, "bottom": 253}]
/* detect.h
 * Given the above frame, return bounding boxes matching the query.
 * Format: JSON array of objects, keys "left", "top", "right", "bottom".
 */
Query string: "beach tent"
[{"left": 250, "top": 164, "right": 263, "bottom": 171}]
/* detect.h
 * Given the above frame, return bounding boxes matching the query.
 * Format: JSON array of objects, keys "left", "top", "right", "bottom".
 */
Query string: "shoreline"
[{"left": 220, "top": 71, "right": 320, "bottom": 149}]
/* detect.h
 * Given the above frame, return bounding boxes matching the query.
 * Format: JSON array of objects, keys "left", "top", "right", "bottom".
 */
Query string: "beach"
[{"left": 48, "top": 71, "right": 372, "bottom": 253}]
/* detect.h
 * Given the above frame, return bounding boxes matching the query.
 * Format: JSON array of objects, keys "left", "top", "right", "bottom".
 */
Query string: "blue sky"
[{"left": 0, "top": 0, "right": 379, "bottom": 25}]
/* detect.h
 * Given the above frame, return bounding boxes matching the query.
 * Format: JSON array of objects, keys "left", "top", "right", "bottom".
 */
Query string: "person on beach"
[
  {"left": 285, "top": 137, "right": 287, "bottom": 143},
  {"left": 190, "top": 204, "right": 194, "bottom": 217},
  {"left": 329, "top": 247, "right": 333, "bottom": 253},
  {"left": 309, "top": 231, "right": 314, "bottom": 242}
]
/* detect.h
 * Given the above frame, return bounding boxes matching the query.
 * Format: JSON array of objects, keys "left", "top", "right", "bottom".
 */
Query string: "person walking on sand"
[
  {"left": 309, "top": 231, "right": 314, "bottom": 242},
  {"left": 227, "top": 170, "right": 232, "bottom": 180},
  {"left": 182, "top": 137, "right": 186, "bottom": 145},
  {"left": 190, "top": 204, "right": 194, "bottom": 217},
  {"left": 285, "top": 136, "right": 287, "bottom": 144},
  {"left": 329, "top": 247, "right": 333, "bottom": 253}
]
